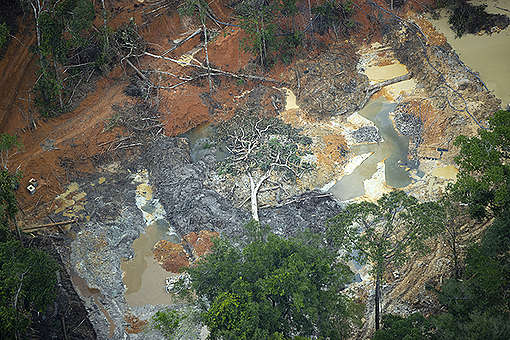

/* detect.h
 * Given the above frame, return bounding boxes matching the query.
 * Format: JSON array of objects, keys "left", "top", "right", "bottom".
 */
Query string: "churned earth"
[{"left": 2, "top": 0, "right": 508, "bottom": 338}]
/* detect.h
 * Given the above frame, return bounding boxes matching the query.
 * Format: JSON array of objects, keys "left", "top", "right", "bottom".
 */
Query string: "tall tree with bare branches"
[{"left": 216, "top": 112, "right": 313, "bottom": 222}]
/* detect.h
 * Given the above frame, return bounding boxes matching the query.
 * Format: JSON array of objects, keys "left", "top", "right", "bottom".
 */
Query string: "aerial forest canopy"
[{"left": 183, "top": 224, "right": 361, "bottom": 339}]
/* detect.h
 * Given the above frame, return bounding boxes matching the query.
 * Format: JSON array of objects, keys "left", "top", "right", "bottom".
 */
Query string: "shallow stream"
[{"left": 329, "top": 98, "right": 411, "bottom": 201}]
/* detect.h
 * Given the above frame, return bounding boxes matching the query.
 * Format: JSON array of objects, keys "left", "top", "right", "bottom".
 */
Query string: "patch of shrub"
[
  {"left": 312, "top": 0, "right": 354, "bottom": 36},
  {"left": 151, "top": 309, "right": 186, "bottom": 339},
  {"left": 449, "top": 2, "right": 509, "bottom": 37},
  {"left": 0, "top": 22, "right": 7, "bottom": 51},
  {"left": 436, "top": 0, "right": 509, "bottom": 37}
]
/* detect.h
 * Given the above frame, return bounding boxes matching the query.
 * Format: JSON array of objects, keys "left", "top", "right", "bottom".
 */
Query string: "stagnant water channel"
[{"left": 329, "top": 98, "right": 411, "bottom": 201}]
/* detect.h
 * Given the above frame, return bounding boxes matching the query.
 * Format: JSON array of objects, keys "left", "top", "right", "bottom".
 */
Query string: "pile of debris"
[
  {"left": 394, "top": 111, "right": 423, "bottom": 139},
  {"left": 286, "top": 46, "right": 370, "bottom": 117},
  {"left": 351, "top": 126, "right": 382, "bottom": 143}
]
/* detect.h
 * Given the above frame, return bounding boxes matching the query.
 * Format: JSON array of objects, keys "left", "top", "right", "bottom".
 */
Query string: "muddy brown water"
[
  {"left": 428, "top": 0, "right": 510, "bottom": 108},
  {"left": 121, "top": 220, "right": 175, "bottom": 307},
  {"left": 329, "top": 98, "right": 411, "bottom": 201}
]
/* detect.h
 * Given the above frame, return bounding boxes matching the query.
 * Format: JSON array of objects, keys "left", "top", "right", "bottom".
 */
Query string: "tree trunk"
[
  {"left": 375, "top": 273, "right": 381, "bottom": 330},
  {"left": 101, "top": 0, "right": 109, "bottom": 49},
  {"left": 452, "top": 232, "right": 460, "bottom": 279},
  {"left": 248, "top": 171, "right": 271, "bottom": 222},
  {"left": 53, "top": 58, "right": 64, "bottom": 110}
]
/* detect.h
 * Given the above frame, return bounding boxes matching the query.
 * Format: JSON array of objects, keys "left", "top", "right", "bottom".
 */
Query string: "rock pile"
[
  {"left": 394, "top": 109, "right": 424, "bottom": 163},
  {"left": 394, "top": 112, "right": 423, "bottom": 138},
  {"left": 351, "top": 126, "right": 382, "bottom": 143}
]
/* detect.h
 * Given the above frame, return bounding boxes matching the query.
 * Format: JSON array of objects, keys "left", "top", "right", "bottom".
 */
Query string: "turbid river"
[
  {"left": 428, "top": 0, "right": 510, "bottom": 108},
  {"left": 329, "top": 98, "right": 411, "bottom": 201}
]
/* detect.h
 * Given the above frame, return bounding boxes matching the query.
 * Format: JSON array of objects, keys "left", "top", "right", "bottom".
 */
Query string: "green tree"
[
  {"left": 373, "top": 209, "right": 510, "bottom": 340},
  {"left": 436, "top": 195, "right": 471, "bottom": 279},
  {"left": 216, "top": 113, "right": 313, "bottom": 222},
  {"left": 21, "top": 0, "right": 96, "bottom": 116},
  {"left": 186, "top": 229, "right": 358, "bottom": 339},
  {"left": 151, "top": 309, "right": 186, "bottom": 339},
  {"left": 0, "top": 133, "right": 21, "bottom": 170},
  {"left": 0, "top": 169, "right": 21, "bottom": 228},
  {"left": 328, "top": 191, "right": 441, "bottom": 330},
  {"left": 453, "top": 109, "right": 510, "bottom": 219},
  {"left": 0, "top": 240, "right": 59, "bottom": 339},
  {"left": 373, "top": 313, "right": 435, "bottom": 340},
  {"left": 237, "top": 0, "right": 279, "bottom": 67}
]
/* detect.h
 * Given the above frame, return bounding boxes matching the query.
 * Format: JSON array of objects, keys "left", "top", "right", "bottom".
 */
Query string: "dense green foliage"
[
  {"left": 0, "top": 240, "right": 59, "bottom": 338},
  {"left": 0, "top": 169, "right": 21, "bottom": 239},
  {"left": 373, "top": 313, "right": 434, "bottom": 340},
  {"left": 186, "top": 228, "right": 358, "bottom": 339},
  {"left": 151, "top": 309, "right": 186, "bottom": 339},
  {"left": 452, "top": 110, "right": 510, "bottom": 219},
  {"left": 0, "top": 138, "right": 59, "bottom": 338},
  {"left": 374, "top": 109, "right": 510, "bottom": 339},
  {"left": 328, "top": 190, "right": 441, "bottom": 330},
  {"left": 328, "top": 191, "right": 441, "bottom": 273}
]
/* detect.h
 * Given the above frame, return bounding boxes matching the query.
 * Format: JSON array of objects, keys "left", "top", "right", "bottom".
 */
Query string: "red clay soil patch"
[
  {"left": 124, "top": 314, "right": 148, "bottom": 334},
  {"left": 159, "top": 85, "right": 210, "bottom": 136},
  {"left": 153, "top": 240, "right": 190, "bottom": 273},
  {"left": 152, "top": 230, "right": 219, "bottom": 272},
  {"left": 10, "top": 75, "right": 129, "bottom": 224},
  {"left": 183, "top": 230, "right": 219, "bottom": 259},
  {"left": 208, "top": 27, "right": 253, "bottom": 72}
]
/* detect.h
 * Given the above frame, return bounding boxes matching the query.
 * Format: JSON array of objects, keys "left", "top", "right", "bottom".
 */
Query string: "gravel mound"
[
  {"left": 351, "top": 126, "right": 382, "bottom": 143},
  {"left": 394, "top": 112, "right": 423, "bottom": 137}
]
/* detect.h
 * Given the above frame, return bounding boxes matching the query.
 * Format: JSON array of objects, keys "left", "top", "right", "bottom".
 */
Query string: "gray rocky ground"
[
  {"left": 351, "top": 126, "right": 383, "bottom": 143},
  {"left": 59, "top": 136, "right": 343, "bottom": 339},
  {"left": 54, "top": 16, "right": 505, "bottom": 339}
]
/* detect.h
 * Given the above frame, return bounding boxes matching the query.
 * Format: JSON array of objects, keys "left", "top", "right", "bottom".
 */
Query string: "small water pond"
[{"left": 181, "top": 123, "right": 226, "bottom": 162}]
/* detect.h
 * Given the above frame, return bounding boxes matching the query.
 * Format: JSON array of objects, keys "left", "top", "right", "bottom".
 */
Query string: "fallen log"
[
  {"left": 124, "top": 58, "right": 148, "bottom": 81},
  {"left": 24, "top": 219, "right": 78, "bottom": 232},
  {"left": 144, "top": 52, "right": 282, "bottom": 84},
  {"left": 358, "top": 73, "right": 412, "bottom": 111},
  {"left": 495, "top": 6, "right": 510, "bottom": 13},
  {"left": 162, "top": 28, "right": 202, "bottom": 56}
]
